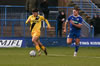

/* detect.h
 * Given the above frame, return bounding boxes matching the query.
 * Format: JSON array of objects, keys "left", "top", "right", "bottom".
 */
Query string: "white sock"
[{"left": 74, "top": 52, "right": 77, "bottom": 57}]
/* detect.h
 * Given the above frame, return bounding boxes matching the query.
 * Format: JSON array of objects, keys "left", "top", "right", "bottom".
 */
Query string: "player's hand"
[
  {"left": 61, "top": 18, "right": 65, "bottom": 22},
  {"left": 70, "top": 20, "right": 74, "bottom": 25},
  {"left": 63, "top": 29, "right": 66, "bottom": 33},
  {"left": 28, "top": 19, "right": 31, "bottom": 22},
  {"left": 68, "top": 29, "right": 70, "bottom": 33},
  {"left": 47, "top": 26, "right": 51, "bottom": 29}
]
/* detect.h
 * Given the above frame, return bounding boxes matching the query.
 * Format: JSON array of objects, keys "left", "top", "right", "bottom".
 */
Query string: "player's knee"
[
  {"left": 67, "top": 41, "right": 72, "bottom": 45},
  {"left": 32, "top": 39, "right": 36, "bottom": 42},
  {"left": 75, "top": 42, "right": 80, "bottom": 45},
  {"left": 75, "top": 39, "right": 80, "bottom": 45},
  {"left": 67, "top": 38, "right": 72, "bottom": 45}
]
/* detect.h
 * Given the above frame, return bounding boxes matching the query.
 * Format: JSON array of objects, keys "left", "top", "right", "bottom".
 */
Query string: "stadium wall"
[{"left": 0, "top": 38, "right": 100, "bottom": 48}]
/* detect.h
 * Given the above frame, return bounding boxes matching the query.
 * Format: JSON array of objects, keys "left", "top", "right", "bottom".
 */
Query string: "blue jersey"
[
  {"left": 68, "top": 15, "right": 83, "bottom": 33},
  {"left": 67, "top": 15, "right": 83, "bottom": 39}
]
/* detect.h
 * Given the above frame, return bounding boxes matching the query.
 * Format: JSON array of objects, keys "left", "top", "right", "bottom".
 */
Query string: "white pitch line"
[
  {"left": 42, "top": 54, "right": 100, "bottom": 59},
  {"left": 48, "top": 54, "right": 71, "bottom": 57}
]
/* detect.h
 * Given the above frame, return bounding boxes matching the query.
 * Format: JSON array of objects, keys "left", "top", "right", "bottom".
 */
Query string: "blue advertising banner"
[
  {"left": 79, "top": 38, "right": 100, "bottom": 47},
  {"left": 0, "top": 38, "right": 100, "bottom": 47}
]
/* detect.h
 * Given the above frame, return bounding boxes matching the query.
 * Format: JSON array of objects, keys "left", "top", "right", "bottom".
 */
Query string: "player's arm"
[
  {"left": 70, "top": 20, "right": 82, "bottom": 28},
  {"left": 26, "top": 16, "right": 31, "bottom": 24},
  {"left": 64, "top": 20, "right": 70, "bottom": 33},
  {"left": 64, "top": 21, "right": 67, "bottom": 33},
  {"left": 42, "top": 16, "right": 51, "bottom": 28},
  {"left": 67, "top": 22, "right": 70, "bottom": 33}
]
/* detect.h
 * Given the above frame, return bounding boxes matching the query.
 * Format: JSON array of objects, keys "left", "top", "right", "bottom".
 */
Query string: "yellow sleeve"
[
  {"left": 41, "top": 16, "right": 51, "bottom": 28},
  {"left": 26, "top": 16, "right": 31, "bottom": 24}
]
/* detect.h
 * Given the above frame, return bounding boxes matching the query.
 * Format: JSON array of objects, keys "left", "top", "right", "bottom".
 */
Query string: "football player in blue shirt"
[{"left": 64, "top": 8, "right": 83, "bottom": 56}]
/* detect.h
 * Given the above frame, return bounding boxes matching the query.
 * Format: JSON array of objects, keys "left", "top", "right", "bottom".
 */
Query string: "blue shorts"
[{"left": 67, "top": 32, "right": 80, "bottom": 39}]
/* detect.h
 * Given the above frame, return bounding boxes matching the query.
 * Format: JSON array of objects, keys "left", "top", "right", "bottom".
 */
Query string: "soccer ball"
[{"left": 29, "top": 50, "right": 36, "bottom": 57}]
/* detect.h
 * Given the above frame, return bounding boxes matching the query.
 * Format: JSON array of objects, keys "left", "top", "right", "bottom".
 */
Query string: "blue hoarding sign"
[{"left": 0, "top": 38, "right": 100, "bottom": 47}]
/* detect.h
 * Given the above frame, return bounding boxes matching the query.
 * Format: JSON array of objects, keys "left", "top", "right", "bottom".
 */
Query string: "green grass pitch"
[{"left": 0, "top": 47, "right": 100, "bottom": 66}]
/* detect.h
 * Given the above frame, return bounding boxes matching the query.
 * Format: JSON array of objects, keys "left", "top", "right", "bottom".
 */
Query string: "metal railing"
[
  {"left": 73, "top": 0, "right": 100, "bottom": 17},
  {"left": 72, "top": 0, "right": 100, "bottom": 37},
  {"left": 0, "top": 5, "right": 91, "bottom": 38}
]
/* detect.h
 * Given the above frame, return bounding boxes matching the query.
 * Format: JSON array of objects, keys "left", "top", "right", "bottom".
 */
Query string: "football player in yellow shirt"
[{"left": 26, "top": 9, "right": 51, "bottom": 56}]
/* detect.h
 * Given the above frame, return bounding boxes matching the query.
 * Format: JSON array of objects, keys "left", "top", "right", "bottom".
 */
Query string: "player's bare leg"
[
  {"left": 32, "top": 37, "right": 41, "bottom": 56},
  {"left": 74, "top": 38, "right": 80, "bottom": 57},
  {"left": 67, "top": 38, "right": 73, "bottom": 45},
  {"left": 38, "top": 40, "right": 47, "bottom": 55}
]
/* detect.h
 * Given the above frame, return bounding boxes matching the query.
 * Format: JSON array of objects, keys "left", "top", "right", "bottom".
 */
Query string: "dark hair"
[
  {"left": 59, "top": 10, "right": 65, "bottom": 14},
  {"left": 74, "top": 8, "right": 80, "bottom": 11},
  {"left": 32, "top": 9, "right": 39, "bottom": 12}
]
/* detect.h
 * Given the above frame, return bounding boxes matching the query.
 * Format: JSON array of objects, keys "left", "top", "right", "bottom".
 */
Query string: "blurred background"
[
  {"left": 0, "top": 0, "right": 100, "bottom": 47},
  {"left": 0, "top": 1, "right": 100, "bottom": 65}
]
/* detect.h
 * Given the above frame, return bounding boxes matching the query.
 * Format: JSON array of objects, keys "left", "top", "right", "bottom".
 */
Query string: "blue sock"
[{"left": 75, "top": 45, "right": 79, "bottom": 52}]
